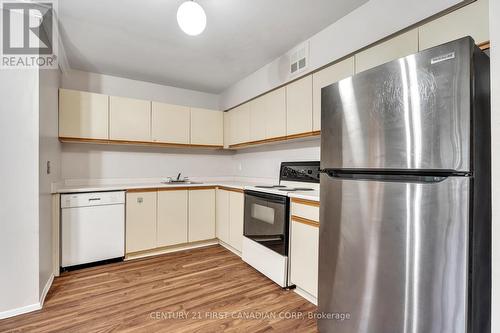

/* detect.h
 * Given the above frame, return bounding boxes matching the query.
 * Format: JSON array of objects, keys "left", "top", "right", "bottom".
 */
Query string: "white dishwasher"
[{"left": 61, "top": 191, "right": 125, "bottom": 269}]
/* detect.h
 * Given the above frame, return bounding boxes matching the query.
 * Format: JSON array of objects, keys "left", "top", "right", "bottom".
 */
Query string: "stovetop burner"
[
  {"left": 255, "top": 185, "right": 286, "bottom": 189},
  {"left": 278, "top": 187, "right": 315, "bottom": 192}
]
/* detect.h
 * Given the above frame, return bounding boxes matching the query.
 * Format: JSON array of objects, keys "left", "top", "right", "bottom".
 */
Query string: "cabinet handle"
[
  {"left": 137, "top": 197, "right": 143, "bottom": 204},
  {"left": 88, "top": 198, "right": 101, "bottom": 201}
]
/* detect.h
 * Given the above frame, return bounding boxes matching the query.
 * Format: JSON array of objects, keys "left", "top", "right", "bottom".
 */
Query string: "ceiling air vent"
[{"left": 289, "top": 42, "right": 309, "bottom": 75}]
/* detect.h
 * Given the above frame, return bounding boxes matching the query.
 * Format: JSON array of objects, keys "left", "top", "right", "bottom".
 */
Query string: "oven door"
[{"left": 244, "top": 190, "right": 289, "bottom": 256}]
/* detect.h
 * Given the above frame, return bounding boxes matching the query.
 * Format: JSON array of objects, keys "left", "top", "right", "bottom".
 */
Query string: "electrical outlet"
[{"left": 46, "top": 161, "right": 51, "bottom": 174}]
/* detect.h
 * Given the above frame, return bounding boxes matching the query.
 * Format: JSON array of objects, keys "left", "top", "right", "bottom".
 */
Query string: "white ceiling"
[{"left": 59, "top": 0, "right": 368, "bottom": 93}]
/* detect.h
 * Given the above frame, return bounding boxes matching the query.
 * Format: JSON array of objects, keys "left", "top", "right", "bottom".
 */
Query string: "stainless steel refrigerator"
[{"left": 318, "top": 37, "right": 491, "bottom": 333}]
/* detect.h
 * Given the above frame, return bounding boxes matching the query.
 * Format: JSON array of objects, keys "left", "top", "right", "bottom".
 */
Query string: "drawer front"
[{"left": 291, "top": 199, "right": 319, "bottom": 222}]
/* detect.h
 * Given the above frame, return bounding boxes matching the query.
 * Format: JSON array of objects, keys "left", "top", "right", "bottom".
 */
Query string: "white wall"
[
  {"left": 231, "top": 139, "right": 320, "bottom": 181},
  {"left": 0, "top": 69, "right": 40, "bottom": 315},
  {"left": 61, "top": 69, "right": 220, "bottom": 110},
  {"left": 490, "top": 0, "right": 499, "bottom": 330},
  {"left": 38, "top": 68, "right": 61, "bottom": 299},
  {"left": 220, "top": 0, "right": 461, "bottom": 109},
  {"left": 61, "top": 144, "right": 233, "bottom": 181}
]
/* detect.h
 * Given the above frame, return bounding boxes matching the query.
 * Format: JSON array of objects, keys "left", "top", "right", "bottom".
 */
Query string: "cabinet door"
[
  {"left": 151, "top": 102, "right": 190, "bottom": 144},
  {"left": 216, "top": 189, "right": 230, "bottom": 244},
  {"left": 419, "top": 0, "right": 489, "bottom": 50},
  {"left": 312, "top": 57, "right": 354, "bottom": 131},
  {"left": 59, "top": 89, "right": 109, "bottom": 139},
  {"left": 190, "top": 108, "right": 223, "bottom": 146},
  {"left": 290, "top": 220, "right": 319, "bottom": 298},
  {"left": 229, "top": 103, "right": 250, "bottom": 145},
  {"left": 223, "top": 111, "right": 231, "bottom": 148},
  {"left": 286, "top": 75, "right": 313, "bottom": 136},
  {"left": 157, "top": 190, "right": 188, "bottom": 247},
  {"left": 249, "top": 97, "right": 267, "bottom": 142},
  {"left": 126, "top": 191, "right": 157, "bottom": 253},
  {"left": 265, "top": 87, "right": 286, "bottom": 139},
  {"left": 188, "top": 189, "right": 216, "bottom": 242},
  {"left": 228, "top": 191, "right": 244, "bottom": 252},
  {"left": 355, "top": 29, "right": 418, "bottom": 73},
  {"left": 109, "top": 96, "right": 151, "bottom": 141}
]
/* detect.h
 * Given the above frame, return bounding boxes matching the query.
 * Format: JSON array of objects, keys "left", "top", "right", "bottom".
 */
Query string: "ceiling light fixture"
[{"left": 177, "top": 0, "right": 207, "bottom": 36}]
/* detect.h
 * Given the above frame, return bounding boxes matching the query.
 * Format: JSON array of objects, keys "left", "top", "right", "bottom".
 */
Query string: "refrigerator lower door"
[{"left": 318, "top": 174, "right": 469, "bottom": 333}]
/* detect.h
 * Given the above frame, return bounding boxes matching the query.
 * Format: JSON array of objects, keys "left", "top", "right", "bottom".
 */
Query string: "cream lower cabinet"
[
  {"left": 216, "top": 189, "right": 230, "bottom": 243},
  {"left": 59, "top": 89, "right": 109, "bottom": 140},
  {"left": 355, "top": 29, "right": 419, "bottom": 74},
  {"left": 109, "top": 96, "right": 151, "bottom": 141},
  {"left": 190, "top": 108, "right": 223, "bottom": 146},
  {"left": 286, "top": 75, "right": 313, "bottom": 136},
  {"left": 312, "top": 57, "right": 355, "bottom": 131},
  {"left": 188, "top": 189, "right": 216, "bottom": 242},
  {"left": 126, "top": 191, "right": 157, "bottom": 253},
  {"left": 228, "top": 191, "right": 244, "bottom": 252},
  {"left": 290, "top": 219, "right": 319, "bottom": 299},
  {"left": 157, "top": 190, "right": 188, "bottom": 247},
  {"left": 419, "top": 0, "right": 489, "bottom": 50},
  {"left": 151, "top": 102, "right": 190, "bottom": 144},
  {"left": 216, "top": 188, "right": 244, "bottom": 252}
]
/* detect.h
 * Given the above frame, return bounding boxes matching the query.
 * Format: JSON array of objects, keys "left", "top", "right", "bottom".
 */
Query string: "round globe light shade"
[{"left": 177, "top": 1, "right": 207, "bottom": 36}]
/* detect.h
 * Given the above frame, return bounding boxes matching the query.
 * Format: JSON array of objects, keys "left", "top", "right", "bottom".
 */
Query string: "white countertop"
[{"left": 54, "top": 178, "right": 320, "bottom": 201}]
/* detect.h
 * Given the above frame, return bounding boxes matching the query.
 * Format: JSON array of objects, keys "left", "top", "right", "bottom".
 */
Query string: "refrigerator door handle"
[{"left": 321, "top": 170, "right": 455, "bottom": 184}]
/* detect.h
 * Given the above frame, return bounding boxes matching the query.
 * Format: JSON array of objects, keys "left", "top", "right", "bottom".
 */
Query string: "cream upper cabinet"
[
  {"left": 59, "top": 89, "right": 109, "bottom": 140},
  {"left": 312, "top": 57, "right": 354, "bottom": 132},
  {"left": 126, "top": 191, "right": 157, "bottom": 253},
  {"left": 286, "top": 75, "right": 313, "bottom": 136},
  {"left": 216, "top": 189, "right": 230, "bottom": 244},
  {"left": 228, "top": 103, "right": 250, "bottom": 146},
  {"left": 157, "top": 190, "right": 188, "bottom": 247},
  {"left": 355, "top": 29, "right": 419, "bottom": 74},
  {"left": 290, "top": 220, "right": 319, "bottom": 299},
  {"left": 151, "top": 102, "right": 190, "bottom": 144},
  {"left": 265, "top": 87, "right": 286, "bottom": 139},
  {"left": 249, "top": 97, "right": 266, "bottom": 142},
  {"left": 223, "top": 111, "right": 231, "bottom": 148},
  {"left": 109, "top": 96, "right": 151, "bottom": 141},
  {"left": 419, "top": 0, "right": 489, "bottom": 50},
  {"left": 188, "top": 189, "right": 216, "bottom": 242},
  {"left": 228, "top": 191, "right": 244, "bottom": 252},
  {"left": 190, "top": 108, "right": 223, "bottom": 146}
]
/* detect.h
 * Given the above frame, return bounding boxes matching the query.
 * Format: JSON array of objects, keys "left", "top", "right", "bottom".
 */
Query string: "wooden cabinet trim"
[
  {"left": 291, "top": 197, "right": 320, "bottom": 207},
  {"left": 59, "top": 137, "right": 223, "bottom": 149},
  {"left": 291, "top": 215, "right": 320, "bottom": 228},
  {"left": 228, "top": 131, "right": 320, "bottom": 149},
  {"left": 126, "top": 188, "right": 158, "bottom": 193},
  {"left": 216, "top": 186, "right": 244, "bottom": 193},
  {"left": 127, "top": 186, "right": 216, "bottom": 193},
  {"left": 478, "top": 40, "right": 490, "bottom": 50}
]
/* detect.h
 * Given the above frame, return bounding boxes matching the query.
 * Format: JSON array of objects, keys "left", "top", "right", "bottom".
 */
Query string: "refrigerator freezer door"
[
  {"left": 321, "top": 37, "right": 473, "bottom": 172},
  {"left": 318, "top": 174, "right": 469, "bottom": 333}
]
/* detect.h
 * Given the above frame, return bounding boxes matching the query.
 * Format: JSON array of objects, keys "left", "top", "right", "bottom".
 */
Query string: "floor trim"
[
  {"left": 0, "top": 303, "right": 41, "bottom": 320},
  {"left": 294, "top": 287, "right": 317, "bottom": 305},
  {"left": 40, "top": 274, "right": 54, "bottom": 307},
  {"left": 218, "top": 241, "right": 242, "bottom": 257}
]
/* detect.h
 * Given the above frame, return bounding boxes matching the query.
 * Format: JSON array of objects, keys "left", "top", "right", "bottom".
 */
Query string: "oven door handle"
[{"left": 244, "top": 190, "right": 288, "bottom": 204}]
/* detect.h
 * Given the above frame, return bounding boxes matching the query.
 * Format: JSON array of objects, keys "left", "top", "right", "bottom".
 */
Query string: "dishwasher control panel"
[{"left": 61, "top": 191, "right": 125, "bottom": 208}]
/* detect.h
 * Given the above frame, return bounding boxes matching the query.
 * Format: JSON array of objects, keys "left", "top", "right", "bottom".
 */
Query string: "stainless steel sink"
[{"left": 161, "top": 181, "right": 203, "bottom": 185}]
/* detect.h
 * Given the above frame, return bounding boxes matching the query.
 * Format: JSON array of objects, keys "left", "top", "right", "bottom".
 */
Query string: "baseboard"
[
  {"left": 40, "top": 274, "right": 54, "bottom": 307},
  {"left": 0, "top": 303, "right": 41, "bottom": 320},
  {"left": 294, "top": 287, "right": 317, "bottom": 305},
  {"left": 125, "top": 239, "right": 219, "bottom": 261},
  {"left": 218, "top": 241, "right": 242, "bottom": 257}
]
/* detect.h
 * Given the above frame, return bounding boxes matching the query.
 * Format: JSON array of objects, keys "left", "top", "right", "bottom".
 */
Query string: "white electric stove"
[{"left": 241, "top": 161, "right": 320, "bottom": 287}]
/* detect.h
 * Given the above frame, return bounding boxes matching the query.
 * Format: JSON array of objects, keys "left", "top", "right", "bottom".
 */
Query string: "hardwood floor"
[{"left": 0, "top": 245, "right": 318, "bottom": 332}]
